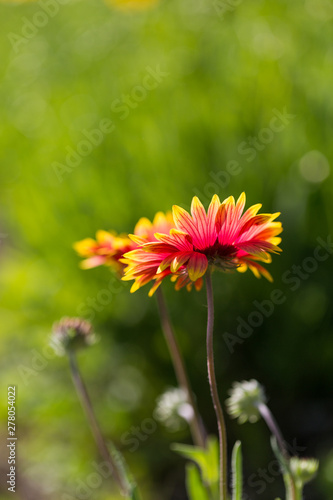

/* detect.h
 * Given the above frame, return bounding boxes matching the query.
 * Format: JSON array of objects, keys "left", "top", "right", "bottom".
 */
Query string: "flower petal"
[
  {"left": 96, "top": 230, "right": 115, "bottom": 244},
  {"left": 148, "top": 270, "right": 171, "bottom": 296},
  {"left": 157, "top": 253, "right": 176, "bottom": 273},
  {"left": 134, "top": 217, "right": 152, "bottom": 237},
  {"left": 172, "top": 205, "right": 202, "bottom": 248},
  {"left": 194, "top": 277, "right": 203, "bottom": 291},
  {"left": 73, "top": 238, "right": 97, "bottom": 256},
  {"left": 174, "top": 274, "right": 190, "bottom": 290},
  {"left": 170, "top": 252, "right": 193, "bottom": 272},
  {"left": 148, "top": 279, "right": 163, "bottom": 296},
  {"left": 80, "top": 256, "right": 107, "bottom": 269},
  {"left": 237, "top": 214, "right": 273, "bottom": 238},
  {"left": 142, "top": 242, "right": 178, "bottom": 254},
  {"left": 248, "top": 262, "right": 273, "bottom": 282},
  {"left": 235, "top": 192, "right": 246, "bottom": 220},
  {"left": 191, "top": 196, "right": 208, "bottom": 249},
  {"left": 128, "top": 234, "right": 147, "bottom": 245},
  {"left": 187, "top": 253, "right": 208, "bottom": 281},
  {"left": 207, "top": 194, "right": 221, "bottom": 246},
  {"left": 152, "top": 211, "right": 175, "bottom": 233},
  {"left": 215, "top": 204, "right": 227, "bottom": 234},
  {"left": 238, "top": 203, "right": 262, "bottom": 230},
  {"left": 155, "top": 229, "right": 193, "bottom": 251}
]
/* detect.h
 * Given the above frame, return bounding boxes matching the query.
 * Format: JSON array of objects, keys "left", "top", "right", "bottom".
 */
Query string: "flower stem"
[
  {"left": 68, "top": 351, "right": 129, "bottom": 496},
  {"left": 205, "top": 270, "right": 228, "bottom": 500},
  {"left": 258, "top": 402, "right": 297, "bottom": 500},
  {"left": 258, "top": 403, "right": 288, "bottom": 459},
  {"left": 156, "top": 287, "right": 206, "bottom": 449}
]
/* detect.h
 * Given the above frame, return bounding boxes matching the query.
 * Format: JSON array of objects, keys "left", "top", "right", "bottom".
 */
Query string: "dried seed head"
[
  {"left": 154, "top": 387, "right": 194, "bottom": 431},
  {"left": 51, "top": 317, "right": 97, "bottom": 356},
  {"left": 226, "top": 379, "right": 266, "bottom": 424}
]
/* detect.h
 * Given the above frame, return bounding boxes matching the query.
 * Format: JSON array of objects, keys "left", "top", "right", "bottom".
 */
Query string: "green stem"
[
  {"left": 205, "top": 270, "right": 228, "bottom": 500},
  {"left": 156, "top": 287, "right": 206, "bottom": 449},
  {"left": 68, "top": 351, "right": 129, "bottom": 496},
  {"left": 259, "top": 403, "right": 297, "bottom": 500},
  {"left": 294, "top": 482, "right": 303, "bottom": 500}
]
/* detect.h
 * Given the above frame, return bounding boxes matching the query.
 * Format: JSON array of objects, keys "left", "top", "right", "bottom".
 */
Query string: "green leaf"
[
  {"left": 186, "top": 463, "right": 210, "bottom": 500},
  {"left": 171, "top": 435, "right": 219, "bottom": 486},
  {"left": 231, "top": 441, "right": 242, "bottom": 500}
]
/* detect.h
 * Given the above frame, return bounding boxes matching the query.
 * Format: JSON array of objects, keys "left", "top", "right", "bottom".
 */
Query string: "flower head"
[
  {"left": 290, "top": 457, "right": 319, "bottom": 485},
  {"left": 74, "top": 231, "right": 133, "bottom": 272},
  {"left": 122, "top": 193, "right": 282, "bottom": 295},
  {"left": 74, "top": 211, "right": 174, "bottom": 276},
  {"left": 50, "top": 317, "right": 97, "bottom": 356},
  {"left": 225, "top": 379, "right": 266, "bottom": 424},
  {"left": 154, "top": 387, "right": 194, "bottom": 431}
]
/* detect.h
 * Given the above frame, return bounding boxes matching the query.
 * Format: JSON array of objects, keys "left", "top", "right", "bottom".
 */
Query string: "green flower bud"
[
  {"left": 290, "top": 457, "right": 319, "bottom": 485},
  {"left": 226, "top": 379, "right": 266, "bottom": 424},
  {"left": 51, "top": 317, "right": 97, "bottom": 356}
]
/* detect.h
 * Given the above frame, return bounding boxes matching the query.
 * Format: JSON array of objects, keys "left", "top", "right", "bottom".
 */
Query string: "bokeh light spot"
[{"left": 299, "top": 150, "right": 330, "bottom": 183}]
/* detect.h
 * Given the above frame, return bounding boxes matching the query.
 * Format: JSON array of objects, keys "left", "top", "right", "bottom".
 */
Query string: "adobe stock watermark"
[
  {"left": 110, "top": 65, "right": 169, "bottom": 120},
  {"left": 223, "top": 235, "right": 333, "bottom": 353},
  {"left": 53, "top": 65, "right": 168, "bottom": 183},
  {"left": 193, "top": 108, "right": 295, "bottom": 205},
  {"left": 119, "top": 388, "right": 191, "bottom": 453},
  {"left": 243, "top": 439, "right": 306, "bottom": 498},
  {"left": 7, "top": 0, "right": 69, "bottom": 54},
  {"left": 61, "top": 459, "right": 113, "bottom": 500},
  {"left": 60, "top": 415, "right": 157, "bottom": 498},
  {"left": 120, "top": 417, "right": 157, "bottom": 453},
  {"left": 52, "top": 118, "right": 115, "bottom": 183},
  {"left": 17, "top": 345, "right": 57, "bottom": 386},
  {"left": 17, "top": 272, "right": 127, "bottom": 384},
  {"left": 76, "top": 274, "right": 126, "bottom": 322}
]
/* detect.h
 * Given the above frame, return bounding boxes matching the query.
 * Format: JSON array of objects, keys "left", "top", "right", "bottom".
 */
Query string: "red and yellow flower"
[
  {"left": 74, "top": 211, "right": 174, "bottom": 275},
  {"left": 74, "top": 231, "right": 133, "bottom": 272},
  {"left": 122, "top": 193, "right": 282, "bottom": 295}
]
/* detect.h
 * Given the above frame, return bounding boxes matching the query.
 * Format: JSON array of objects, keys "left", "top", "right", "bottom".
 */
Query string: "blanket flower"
[{"left": 122, "top": 193, "right": 282, "bottom": 295}]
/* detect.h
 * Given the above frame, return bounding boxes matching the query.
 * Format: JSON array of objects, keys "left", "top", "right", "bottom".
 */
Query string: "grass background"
[{"left": 0, "top": 0, "right": 333, "bottom": 498}]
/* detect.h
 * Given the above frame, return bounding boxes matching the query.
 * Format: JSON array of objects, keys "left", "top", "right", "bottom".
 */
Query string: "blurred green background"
[{"left": 0, "top": 0, "right": 333, "bottom": 498}]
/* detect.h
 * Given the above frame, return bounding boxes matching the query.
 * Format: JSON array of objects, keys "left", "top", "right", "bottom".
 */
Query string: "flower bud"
[
  {"left": 154, "top": 388, "right": 194, "bottom": 431},
  {"left": 50, "top": 317, "right": 97, "bottom": 356},
  {"left": 290, "top": 457, "right": 319, "bottom": 485},
  {"left": 226, "top": 379, "right": 266, "bottom": 424}
]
